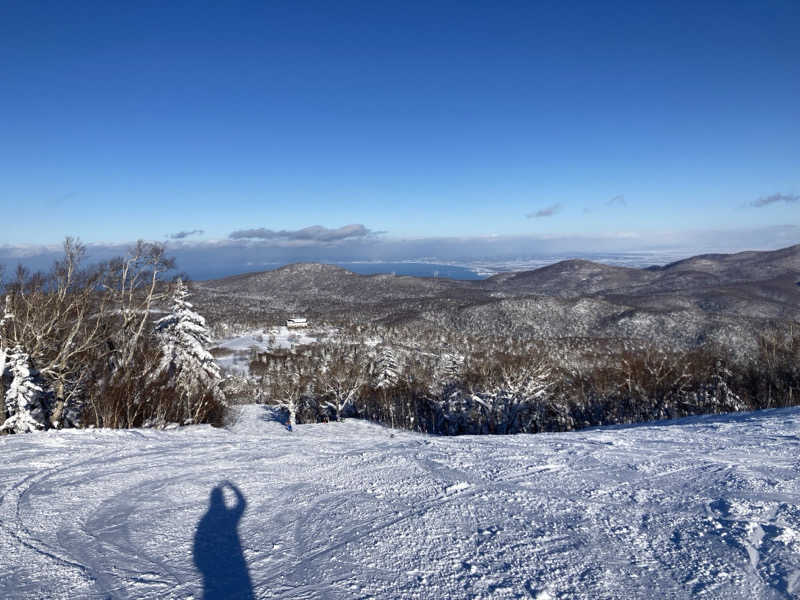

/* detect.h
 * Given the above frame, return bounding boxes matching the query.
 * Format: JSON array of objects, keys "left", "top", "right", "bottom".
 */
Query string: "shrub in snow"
[
  {"left": 1, "top": 345, "right": 49, "bottom": 434},
  {"left": 264, "top": 361, "right": 310, "bottom": 429},
  {"left": 689, "top": 360, "right": 744, "bottom": 414},
  {"left": 320, "top": 342, "right": 367, "bottom": 421}
]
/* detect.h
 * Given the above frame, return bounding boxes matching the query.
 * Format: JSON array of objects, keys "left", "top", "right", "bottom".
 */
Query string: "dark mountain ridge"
[{"left": 482, "top": 244, "right": 800, "bottom": 297}]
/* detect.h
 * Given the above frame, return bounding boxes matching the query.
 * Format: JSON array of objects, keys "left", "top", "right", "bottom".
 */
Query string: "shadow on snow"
[{"left": 193, "top": 481, "right": 255, "bottom": 600}]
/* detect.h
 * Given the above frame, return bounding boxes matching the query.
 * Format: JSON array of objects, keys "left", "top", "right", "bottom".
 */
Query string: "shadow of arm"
[{"left": 226, "top": 482, "right": 247, "bottom": 519}]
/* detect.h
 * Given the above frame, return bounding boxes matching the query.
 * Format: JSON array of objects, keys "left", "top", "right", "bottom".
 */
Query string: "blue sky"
[{"left": 1, "top": 0, "right": 798, "bottom": 257}]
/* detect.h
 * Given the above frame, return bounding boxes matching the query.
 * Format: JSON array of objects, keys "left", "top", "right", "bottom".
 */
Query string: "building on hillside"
[{"left": 286, "top": 317, "right": 308, "bottom": 329}]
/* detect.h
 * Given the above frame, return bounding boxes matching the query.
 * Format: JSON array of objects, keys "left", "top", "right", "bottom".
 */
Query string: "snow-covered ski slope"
[{"left": 2, "top": 406, "right": 799, "bottom": 599}]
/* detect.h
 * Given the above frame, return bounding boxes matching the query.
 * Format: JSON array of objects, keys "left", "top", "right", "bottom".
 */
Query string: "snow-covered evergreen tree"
[
  {"left": 154, "top": 279, "right": 222, "bottom": 408},
  {"left": 1, "top": 345, "right": 48, "bottom": 434},
  {"left": 708, "top": 360, "right": 744, "bottom": 413},
  {"left": 373, "top": 345, "right": 399, "bottom": 390}
]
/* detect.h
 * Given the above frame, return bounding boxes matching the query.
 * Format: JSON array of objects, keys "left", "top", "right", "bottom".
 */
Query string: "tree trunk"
[
  {"left": 0, "top": 347, "right": 6, "bottom": 426},
  {"left": 49, "top": 382, "right": 65, "bottom": 428}
]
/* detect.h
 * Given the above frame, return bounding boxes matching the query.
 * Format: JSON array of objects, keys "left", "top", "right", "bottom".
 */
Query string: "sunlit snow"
[{"left": 1, "top": 405, "right": 799, "bottom": 599}]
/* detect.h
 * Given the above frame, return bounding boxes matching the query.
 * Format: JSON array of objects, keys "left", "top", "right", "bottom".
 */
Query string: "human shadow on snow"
[{"left": 193, "top": 481, "right": 255, "bottom": 600}]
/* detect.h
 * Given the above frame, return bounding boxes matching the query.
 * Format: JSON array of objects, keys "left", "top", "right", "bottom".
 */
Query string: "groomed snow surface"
[{"left": 2, "top": 406, "right": 800, "bottom": 599}]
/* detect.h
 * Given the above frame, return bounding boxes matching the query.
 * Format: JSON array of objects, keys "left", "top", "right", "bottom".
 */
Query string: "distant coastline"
[
  {"left": 188, "top": 251, "right": 699, "bottom": 281},
  {"left": 192, "top": 261, "right": 486, "bottom": 281}
]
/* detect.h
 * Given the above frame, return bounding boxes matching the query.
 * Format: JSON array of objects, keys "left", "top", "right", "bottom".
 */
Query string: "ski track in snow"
[{"left": 2, "top": 406, "right": 800, "bottom": 599}]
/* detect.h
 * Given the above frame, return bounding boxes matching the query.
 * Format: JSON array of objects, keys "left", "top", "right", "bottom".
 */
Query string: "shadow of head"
[{"left": 193, "top": 482, "right": 255, "bottom": 600}]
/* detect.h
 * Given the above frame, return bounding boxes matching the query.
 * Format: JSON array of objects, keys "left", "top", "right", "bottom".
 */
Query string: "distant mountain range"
[{"left": 195, "top": 244, "right": 800, "bottom": 352}]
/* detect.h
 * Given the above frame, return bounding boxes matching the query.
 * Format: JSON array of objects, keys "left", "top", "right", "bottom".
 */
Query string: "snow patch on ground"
[{"left": 1, "top": 406, "right": 800, "bottom": 598}]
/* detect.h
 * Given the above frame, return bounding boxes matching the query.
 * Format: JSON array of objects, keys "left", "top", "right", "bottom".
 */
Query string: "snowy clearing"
[
  {"left": 2, "top": 406, "right": 800, "bottom": 599},
  {"left": 212, "top": 327, "right": 327, "bottom": 375}
]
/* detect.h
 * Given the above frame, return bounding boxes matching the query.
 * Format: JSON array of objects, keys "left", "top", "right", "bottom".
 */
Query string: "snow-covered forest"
[
  {"left": 236, "top": 322, "right": 800, "bottom": 435},
  {"left": 2, "top": 240, "right": 799, "bottom": 438}
]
